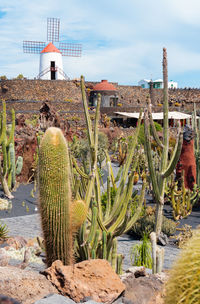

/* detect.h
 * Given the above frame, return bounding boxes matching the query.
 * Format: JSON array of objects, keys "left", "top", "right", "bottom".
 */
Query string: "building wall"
[
  {"left": 0, "top": 79, "right": 200, "bottom": 117},
  {"left": 39, "top": 52, "right": 65, "bottom": 80},
  {"left": 168, "top": 81, "right": 178, "bottom": 89},
  {"left": 138, "top": 80, "right": 149, "bottom": 88}
]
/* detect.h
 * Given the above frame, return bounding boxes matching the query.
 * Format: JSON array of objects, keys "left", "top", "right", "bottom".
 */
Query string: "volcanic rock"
[
  {"left": 0, "top": 266, "right": 58, "bottom": 304},
  {"left": 42, "top": 259, "right": 125, "bottom": 303}
]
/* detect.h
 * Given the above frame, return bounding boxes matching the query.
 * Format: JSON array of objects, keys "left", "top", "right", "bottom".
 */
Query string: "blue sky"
[{"left": 0, "top": 0, "right": 200, "bottom": 87}]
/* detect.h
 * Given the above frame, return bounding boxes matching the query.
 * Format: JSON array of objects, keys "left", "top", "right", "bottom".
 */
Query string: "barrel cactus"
[
  {"left": 165, "top": 228, "right": 200, "bottom": 304},
  {"left": 38, "top": 127, "right": 87, "bottom": 266}
]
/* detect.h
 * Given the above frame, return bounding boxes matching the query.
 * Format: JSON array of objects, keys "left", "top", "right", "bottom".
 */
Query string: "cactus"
[
  {"left": 0, "top": 102, "right": 17, "bottom": 198},
  {"left": 166, "top": 172, "right": 200, "bottom": 220},
  {"left": 165, "top": 228, "right": 200, "bottom": 304},
  {"left": 38, "top": 76, "right": 146, "bottom": 273},
  {"left": 38, "top": 127, "right": 87, "bottom": 266},
  {"left": 7, "top": 144, "right": 23, "bottom": 190},
  {"left": 144, "top": 48, "right": 183, "bottom": 236},
  {"left": 73, "top": 76, "right": 147, "bottom": 274},
  {"left": 16, "top": 156, "right": 23, "bottom": 176},
  {"left": 193, "top": 102, "right": 200, "bottom": 188}
]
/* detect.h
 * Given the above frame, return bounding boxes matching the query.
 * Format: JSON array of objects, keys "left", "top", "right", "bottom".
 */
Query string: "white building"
[
  {"left": 138, "top": 79, "right": 151, "bottom": 89},
  {"left": 39, "top": 42, "right": 66, "bottom": 80},
  {"left": 168, "top": 80, "right": 178, "bottom": 89},
  {"left": 138, "top": 79, "right": 178, "bottom": 89}
]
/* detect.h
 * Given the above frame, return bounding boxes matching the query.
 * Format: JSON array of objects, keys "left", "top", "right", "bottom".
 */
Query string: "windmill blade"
[
  {"left": 23, "top": 41, "right": 46, "bottom": 54},
  {"left": 59, "top": 42, "right": 82, "bottom": 57},
  {"left": 47, "top": 18, "right": 60, "bottom": 43}
]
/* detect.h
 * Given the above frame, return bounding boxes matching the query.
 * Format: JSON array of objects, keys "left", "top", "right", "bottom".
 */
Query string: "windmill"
[{"left": 23, "top": 18, "right": 82, "bottom": 80}]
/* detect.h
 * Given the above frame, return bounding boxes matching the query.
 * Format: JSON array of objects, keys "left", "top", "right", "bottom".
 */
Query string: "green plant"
[
  {"left": 25, "top": 115, "right": 39, "bottom": 128},
  {"left": 101, "top": 186, "right": 118, "bottom": 214},
  {"left": 129, "top": 212, "right": 177, "bottom": 239},
  {"left": 166, "top": 173, "right": 200, "bottom": 220},
  {"left": 144, "top": 48, "right": 183, "bottom": 237},
  {"left": 165, "top": 228, "right": 200, "bottom": 304},
  {"left": 193, "top": 103, "right": 200, "bottom": 187},
  {"left": 117, "top": 137, "right": 128, "bottom": 165},
  {"left": 0, "top": 101, "right": 20, "bottom": 198},
  {"left": 97, "top": 132, "right": 108, "bottom": 168},
  {"left": 16, "top": 74, "right": 24, "bottom": 79},
  {"left": 38, "top": 127, "right": 87, "bottom": 266},
  {"left": 175, "top": 224, "right": 193, "bottom": 248},
  {"left": 0, "top": 75, "right": 7, "bottom": 80},
  {"left": 0, "top": 221, "right": 9, "bottom": 239},
  {"left": 138, "top": 122, "right": 162, "bottom": 146},
  {"left": 73, "top": 76, "right": 147, "bottom": 274},
  {"left": 70, "top": 132, "right": 108, "bottom": 170},
  {"left": 130, "top": 233, "right": 152, "bottom": 268}
]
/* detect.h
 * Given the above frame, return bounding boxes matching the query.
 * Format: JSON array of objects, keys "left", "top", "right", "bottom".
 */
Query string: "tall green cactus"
[
  {"left": 0, "top": 101, "right": 16, "bottom": 198},
  {"left": 38, "top": 127, "right": 87, "bottom": 266},
  {"left": 73, "top": 76, "right": 146, "bottom": 273},
  {"left": 144, "top": 48, "right": 183, "bottom": 236},
  {"left": 193, "top": 102, "right": 200, "bottom": 187}
]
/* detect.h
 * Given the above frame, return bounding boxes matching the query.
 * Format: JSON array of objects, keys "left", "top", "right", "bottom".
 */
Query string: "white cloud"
[
  {"left": 164, "top": 0, "right": 200, "bottom": 26},
  {"left": 168, "top": 45, "right": 200, "bottom": 73},
  {"left": 0, "top": 0, "right": 200, "bottom": 86}
]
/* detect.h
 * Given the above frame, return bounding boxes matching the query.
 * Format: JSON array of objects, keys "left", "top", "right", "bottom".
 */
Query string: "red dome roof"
[
  {"left": 41, "top": 42, "right": 61, "bottom": 54},
  {"left": 93, "top": 80, "right": 117, "bottom": 91}
]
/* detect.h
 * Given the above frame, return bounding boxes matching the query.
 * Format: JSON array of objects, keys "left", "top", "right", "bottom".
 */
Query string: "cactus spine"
[
  {"left": 165, "top": 228, "right": 200, "bottom": 304},
  {"left": 144, "top": 48, "right": 183, "bottom": 236},
  {"left": 39, "top": 127, "right": 87, "bottom": 266}
]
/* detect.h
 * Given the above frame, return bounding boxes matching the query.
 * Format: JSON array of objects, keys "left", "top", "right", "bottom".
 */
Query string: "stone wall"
[
  {"left": 0, "top": 79, "right": 82, "bottom": 103},
  {"left": 0, "top": 79, "right": 200, "bottom": 117}
]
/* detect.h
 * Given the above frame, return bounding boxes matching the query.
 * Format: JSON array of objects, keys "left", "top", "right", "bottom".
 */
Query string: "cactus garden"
[{"left": 0, "top": 49, "right": 200, "bottom": 303}]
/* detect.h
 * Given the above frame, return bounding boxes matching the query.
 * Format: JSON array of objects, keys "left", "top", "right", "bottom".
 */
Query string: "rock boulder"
[
  {"left": 42, "top": 259, "right": 125, "bottom": 303},
  {"left": 0, "top": 266, "right": 58, "bottom": 304}
]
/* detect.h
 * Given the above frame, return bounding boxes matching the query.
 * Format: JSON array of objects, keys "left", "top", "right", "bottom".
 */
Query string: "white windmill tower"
[{"left": 23, "top": 18, "right": 82, "bottom": 80}]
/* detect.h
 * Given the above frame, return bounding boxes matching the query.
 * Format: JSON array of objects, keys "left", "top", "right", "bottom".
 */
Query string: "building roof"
[
  {"left": 138, "top": 79, "right": 150, "bottom": 83},
  {"left": 114, "top": 111, "right": 199, "bottom": 120},
  {"left": 41, "top": 42, "right": 61, "bottom": 54},
  {"left": 93, "top": 80, "right": 117, "bottom": 91},
  {"left": 153, "top": 79, "right": 163, "bottom": 83}
]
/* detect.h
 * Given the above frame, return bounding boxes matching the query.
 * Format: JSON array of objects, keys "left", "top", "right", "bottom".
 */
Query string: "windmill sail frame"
[
  {"left": 59, "top": 42, "right": 82, "bottom": 57},
  {"left": 23, "top": 41, "right": 46, "bottom": 54},
  {"left": 47, "top": 17, "right": 60, "bottom": 43}
]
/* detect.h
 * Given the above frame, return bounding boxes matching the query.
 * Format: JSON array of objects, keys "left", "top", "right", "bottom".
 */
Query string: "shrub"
[
  {"left": 138, "top": 122, "right": 162, "bottom": 145},
  {"left": 128, "top": 212, "right": 177, "bottom": 238},
  {"left": 0, "top": 75, "right": 7, "bottom": 80},
  {"left": 70, "top": 132, "right": 108, "bottom": 170},
  {"left": 16, "top": 74, "right": 24, "bottom": 79}
]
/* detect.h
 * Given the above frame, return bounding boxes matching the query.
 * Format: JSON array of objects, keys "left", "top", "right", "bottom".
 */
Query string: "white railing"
[{"left": 37, "top": 66, "right": 70, "bottom": 80}]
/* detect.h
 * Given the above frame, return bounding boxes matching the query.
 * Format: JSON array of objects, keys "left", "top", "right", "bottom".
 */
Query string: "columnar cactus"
[
  {"left": 144, "top": 48, "right": 183, "bottom": 236},
  {"left": 0, "top": 101, "right": 17, "bottom": 198},
  {"left": 39, "top": 127, "right": 87, "bottom": 266},
  {"left": 193, "top": 102, "right": 200, "bottom": 187}
]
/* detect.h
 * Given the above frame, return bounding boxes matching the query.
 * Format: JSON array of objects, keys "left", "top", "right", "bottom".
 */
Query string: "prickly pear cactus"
[
  {"left": 39, "top": 127, "right": 87, "bottom": 266},
  {"left": 165, "top": 228, "right": 200, "bottom": 304}
]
